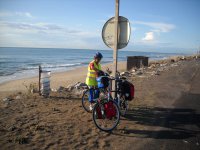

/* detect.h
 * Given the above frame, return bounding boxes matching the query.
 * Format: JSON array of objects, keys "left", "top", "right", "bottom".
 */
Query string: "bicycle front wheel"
[
  {"left": 92, "top": 100, "right": 120, "bottom": 132},
  {"left": 81, "top": 89, "right": 92, "bottom": 112}
]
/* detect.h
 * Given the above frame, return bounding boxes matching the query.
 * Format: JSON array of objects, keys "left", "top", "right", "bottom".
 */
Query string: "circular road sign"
[{"left": 102, "top": 16, "right": 131, "bottom": 49}]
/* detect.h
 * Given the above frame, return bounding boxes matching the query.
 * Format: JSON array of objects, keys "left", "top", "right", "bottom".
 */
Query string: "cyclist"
[{"left": 85, "top": 52, "right": 103, "bottom": 110}]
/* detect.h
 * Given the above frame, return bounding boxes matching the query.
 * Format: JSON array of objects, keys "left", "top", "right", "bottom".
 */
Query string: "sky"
[{"left": 0, "top": 0, "right": 199, "bottom": 53}]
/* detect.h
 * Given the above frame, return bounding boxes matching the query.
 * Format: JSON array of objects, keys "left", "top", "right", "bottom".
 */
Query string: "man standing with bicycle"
[{"left": 85, "top": 52, "right": 103, "bottom": 111}]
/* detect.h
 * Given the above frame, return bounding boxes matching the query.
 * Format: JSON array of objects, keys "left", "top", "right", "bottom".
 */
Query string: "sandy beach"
[
  {"left": 0, "top": 56, "right": 200, "bottom": 150},
  {"left": 0, "top": 62, "right": 126, "bottom": 98}
]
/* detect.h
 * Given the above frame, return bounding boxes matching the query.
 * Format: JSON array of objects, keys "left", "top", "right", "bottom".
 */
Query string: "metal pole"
[
  {"left": 112, "top": 0, "right": 119, "bottom": 97},
  {"left": 39, "top": 65, "right": 41, "bottom": 95}
]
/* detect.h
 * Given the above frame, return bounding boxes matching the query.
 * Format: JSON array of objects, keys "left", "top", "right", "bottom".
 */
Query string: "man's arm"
[{"left": 90, "top": 63, "right": 101, "bottom": 72}]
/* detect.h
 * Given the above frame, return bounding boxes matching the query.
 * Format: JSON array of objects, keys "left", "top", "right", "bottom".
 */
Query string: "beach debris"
[
  {"left": 136, "top": 70, "right": 143, "bottom": 75},
  {"left": 66, "top": 84, "right": 75, "bottom": 91},
  {"left": 15, "top": 95, "right": 21, "bottom": 100},
  {"left": 121, "top": 71, "right": 131, "bottom": 76},
  {"left": 56, "top": 82, "right": 87, "bottom": 97},
  {"left": 155, "top": 70, "right": 160, "bottom": 75},
  {"left": 170, "top": 63, "right": 178, "bottom": 67},
  {"left": 51, "top": 88, "right": 57, "bottom": 92},
  {"left": 148, "top": 64, "right": 156, "bottom": 69},
  {"left": 180, "top": 56, "right": 186, "bottom": 60},
  {"left": 2, "top": 97, "right": 13, "bottom": 106},
  {"left": 131, "top": 69, "right": 136, "bottom": 73},
  {"left": 160, "top": 63, "right": 167, "bottom": 67},
  {"left": 23, "top": 82, "right": 38, "bottom": 94},
  {"left": 74, "top": 82, "right": 88, "bottom": 89},
  {"left": 57, "top": 86, "right": 67, "bottom": 93},
  {"left": 2, "top": 97, "right": 12, "bottom": 102}
]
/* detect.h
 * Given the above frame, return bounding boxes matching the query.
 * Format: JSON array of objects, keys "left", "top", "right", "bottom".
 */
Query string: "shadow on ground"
[
  {"left": 116, "top": 106, "right": 200, "bottom": 139},
  {"left": 114, "top": 92, "right": 200, "bottom": 139}
]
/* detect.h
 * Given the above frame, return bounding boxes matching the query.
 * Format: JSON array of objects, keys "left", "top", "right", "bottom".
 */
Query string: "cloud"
[
  {"left": 131, "top": 20, "right": 176, "bottom": 45},
  {"left": 0, "top": 20, "right": 101, "bottom": 48},
  {"left": 0, "top": 21, "right": 82, "bottom": 34},
  {"left": 15, "top": 12, "right": 33, "bottom": 18},
  {"left": 132, "top": 20, "right": 175, "bottom": 33},
  {"left": 142, "top": 32, "right": 154, "bottom": 41},
  {"left": 0, "top": 11, "right": 33, "bottom": 18}
]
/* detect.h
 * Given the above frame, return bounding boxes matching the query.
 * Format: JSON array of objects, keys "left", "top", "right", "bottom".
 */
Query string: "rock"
[
  {"left": 171, "top": 59, "right": 175, "bottom": 63},
  {"left": 68, "top": 86, "right": 74, "bottom": 91},
  {"left": 74, "top": 82, "right": 87, "bottom": 89},
  {"left": 160, "top": 63, "right": 167, "bottom": 67},
  {"left": 170, "top": 63, "right": 178, "bottom": 67},
  {"left": 136, "top": 71, "right": 143, "bottom": 75},
  {"left": 51, "top": 88, "right": 57, "bottom": 92},
  {"left": 148, "top": 64, "right": 156, "bottom": 69},
  {"left": 57, "top": 86, "right": 67, "bottom": 92},
  {"left": 31, "top": 88, "right": 38, "bottom": 93},
  {"left": 180, "top": 56, "right": 186, "bottom": 60},
  {"left": 131, "top": 69, "right": 136, "bottom": 73},
  {"left": 155, "top": 70, "right": 160, "bottom": 75},
  {"left": 74, "top": 90, "right": 84, "bottom": 97},
  {"left": 15, "top": 95, "right": 21, "bottom": 100},
  {"left": 151, "top": 70, "right": 160, "bottom": 76},
  {"left": 2, "top": 97, "right": 12, "bottom": 102},
  {"left": 120, "top": 71, "right": 130, "bottom": 76}
]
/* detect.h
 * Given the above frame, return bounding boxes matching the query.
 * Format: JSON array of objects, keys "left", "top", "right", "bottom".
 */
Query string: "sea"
[{"left": 0, "top": 47, "right": 182, "bottom": 84}]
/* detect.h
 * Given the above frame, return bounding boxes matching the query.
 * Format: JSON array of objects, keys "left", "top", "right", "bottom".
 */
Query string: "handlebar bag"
[{"left": 97, "top": 76, "right": 109, "bottom": 88}]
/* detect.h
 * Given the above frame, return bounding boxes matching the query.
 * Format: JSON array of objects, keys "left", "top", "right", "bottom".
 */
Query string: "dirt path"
[{"left": 0, "top": 59, "right": 200, "bottom": 150}]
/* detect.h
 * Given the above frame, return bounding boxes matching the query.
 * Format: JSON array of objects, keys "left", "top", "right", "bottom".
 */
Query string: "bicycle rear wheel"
[
  {"left": 92, "top": 100, "right": 120, "bottom": 132},
  {"left": 119, "top": 99, "right": 129, "bottom": 116}
]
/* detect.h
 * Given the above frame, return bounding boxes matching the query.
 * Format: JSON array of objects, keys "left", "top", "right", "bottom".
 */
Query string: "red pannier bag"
[
  {"left": 104, "top": 101, "right": 117, "bottom": 119},
  {"left": 96, "top": 105, "right": 103, "bottom": 119},
  {"left": 121, "top": 81, "right": 135, "bottom": 101}
]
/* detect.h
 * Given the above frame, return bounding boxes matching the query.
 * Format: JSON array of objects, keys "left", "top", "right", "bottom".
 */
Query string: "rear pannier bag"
[{"left": 121, "top": 81, "right": 135, "bottom": 101}]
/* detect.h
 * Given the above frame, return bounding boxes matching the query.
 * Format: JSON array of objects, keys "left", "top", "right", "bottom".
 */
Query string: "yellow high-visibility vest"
[{"left": 85, "top": 60, "right": 101, "bottom": 86}]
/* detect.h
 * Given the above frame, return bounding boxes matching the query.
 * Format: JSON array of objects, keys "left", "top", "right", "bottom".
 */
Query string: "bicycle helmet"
[{"left": 94, "top": 52, "right": 103, "bottom": 59}]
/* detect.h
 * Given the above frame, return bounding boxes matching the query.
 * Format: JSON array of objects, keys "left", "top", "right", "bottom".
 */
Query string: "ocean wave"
[{"left": 25, "top": 63, "right": 82, "bottom": 70}]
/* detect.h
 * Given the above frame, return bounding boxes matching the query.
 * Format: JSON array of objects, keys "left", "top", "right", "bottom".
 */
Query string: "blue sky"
[{"left": 0, "top": 0, "right": 199, "bottom": 53}]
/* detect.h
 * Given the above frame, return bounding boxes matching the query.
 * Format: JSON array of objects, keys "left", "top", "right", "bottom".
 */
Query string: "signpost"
[
  {"left": 102, "top": 16, "right": 131, "bottom": 49},
  {"left": 102, "top": 0, "right": 131, "bottom": 96}
]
